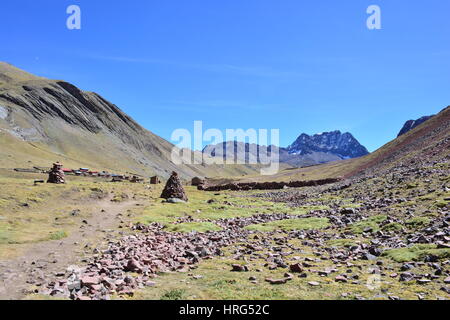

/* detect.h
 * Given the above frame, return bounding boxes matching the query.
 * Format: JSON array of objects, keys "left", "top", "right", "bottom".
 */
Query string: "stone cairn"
[
  {"left": 47, "top": 162, "right": 65, "bottom": 184},
  {"left": 160, "top": 171, "right": 188, "bottom": 201}
]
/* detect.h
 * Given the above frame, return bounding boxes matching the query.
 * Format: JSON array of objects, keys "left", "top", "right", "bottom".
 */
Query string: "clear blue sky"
[{"left": 1, "top": 0, "right": 449, "bottom": 151}]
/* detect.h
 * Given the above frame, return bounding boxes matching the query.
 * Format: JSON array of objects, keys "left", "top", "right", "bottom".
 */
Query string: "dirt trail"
[{"left": 0, "top": 196, "right": 141, "bottom": 300}]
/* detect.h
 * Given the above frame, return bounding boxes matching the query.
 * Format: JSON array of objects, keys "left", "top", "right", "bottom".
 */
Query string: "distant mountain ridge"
[
  {"left": 0, "top": 62, "right": 263, "bottom": 179},
  {"left": 204, "top": 130, "right": 369, "bottom": 168},
  {"left": 2, "top": 62, "right": 442, "bottom": 180},
  {"left": 398, "top": 115, "right": 434, "bottom": 137},
  {"left": 287, "top": 130, "right": 369, "bottom": 159}
]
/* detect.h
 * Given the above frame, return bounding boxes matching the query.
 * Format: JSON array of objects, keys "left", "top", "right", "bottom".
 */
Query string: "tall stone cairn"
[
  {"left": 160, "top": 171, "right": 188, "bottom": 201},
  {"left": 47, "top": 162, "right": 65, "bottom": 184}
]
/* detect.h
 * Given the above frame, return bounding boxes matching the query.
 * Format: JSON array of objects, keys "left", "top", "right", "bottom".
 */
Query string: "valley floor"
[{"left": 0, "top": 160, "right": 449, "bottom": 300}]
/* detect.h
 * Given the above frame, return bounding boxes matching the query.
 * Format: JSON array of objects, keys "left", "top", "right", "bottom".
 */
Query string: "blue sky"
[{"left": 1, "top": 0, "right": 449, "bottom": 151}]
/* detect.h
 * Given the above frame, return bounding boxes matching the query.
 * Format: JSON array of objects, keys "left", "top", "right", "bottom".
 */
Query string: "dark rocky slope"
[{"left": 398, "top": 115, "right": 434, "bottom": 137}]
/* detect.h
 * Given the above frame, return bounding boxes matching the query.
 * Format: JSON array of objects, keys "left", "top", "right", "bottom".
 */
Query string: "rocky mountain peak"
[
  {"left": 397, "top": 115, "right": 434, "bottom": 137},
  {"left": 287, "top": 130, "right": 369, "bottom": 159}
]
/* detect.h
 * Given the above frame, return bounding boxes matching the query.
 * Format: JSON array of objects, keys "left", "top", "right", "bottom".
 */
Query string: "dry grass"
[{"left": 0, "top": 170, "right": 153, "bottom": 259}]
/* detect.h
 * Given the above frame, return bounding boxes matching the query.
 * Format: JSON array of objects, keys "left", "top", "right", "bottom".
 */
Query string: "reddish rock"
[
  {"left": 90, "top": 284, "right": 102, "bottom": 291},
  {"left": 80, "top": 276, "right": 100, "bottom": 287},
  {"left": 289, "top": 263, "right": 303, "bottom": 273},
  {"left": 125, "top": 259, "right": 143, "bottom": 273},
  {"left": 231, "top": 264, "right": 249, "bottom": 272}
]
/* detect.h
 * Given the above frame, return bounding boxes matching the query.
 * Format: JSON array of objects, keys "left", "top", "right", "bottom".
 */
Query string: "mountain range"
[
  {"left": 204, "top": 130, "right": 369, "bottom": 168},
  {"left": 0, "top": 62, "right": 447, "bottom": 181}
]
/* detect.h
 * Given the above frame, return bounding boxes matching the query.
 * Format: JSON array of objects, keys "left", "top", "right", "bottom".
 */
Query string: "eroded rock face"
[
  {"left": 0, "top": 62, "right": 228, "bottom": 180},
  {"left": 160, "top": 172, "right": 188, "bottom": 202},
  {"left": 0, "top": 105, "right": 7, "bottom": 119}
]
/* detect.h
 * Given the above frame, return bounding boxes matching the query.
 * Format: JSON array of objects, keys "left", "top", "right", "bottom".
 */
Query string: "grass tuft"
[
  {"left": 383, "top": 244, "right": 450, "bottom": 263},
  {"left": 48, "top": 230, "right": 68, "bottom": 240},
  {"left": 349, "top": 215, "right": 387, "bottom": 234},
  {"left": 160, "top": 289, "right": 187, "bottom": 300}
]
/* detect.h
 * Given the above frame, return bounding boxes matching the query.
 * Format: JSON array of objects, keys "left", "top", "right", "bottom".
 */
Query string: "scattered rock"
[
  {"left": 308, "top": 281, "right": 320, "bottom": 287},
  {"left": 335, "top": 275, "right": 348, "bottom": 283},
  {"left": 80, "top": 276, "right": 100, "bottom": 287},
  {"left": 289, "top": 263, "right": 303, "bottom": 273},
  {"left": 417, "top": 278, "right": 431, "bottom": 285},
  {"left": 164, "top": 198, "right": 186, "bottom": 204},
  {"left": 265, "top": 278, "right": 287, "bottom": 285},
  {"left": 231, "top": 264, "right": 249, "bottom": 272},
  {"left": 399, "top": 273, "right": 415, "bottom": 282}
]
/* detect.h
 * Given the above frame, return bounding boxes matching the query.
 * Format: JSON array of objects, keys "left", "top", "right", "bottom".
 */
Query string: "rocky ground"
[
  {"left": 32, "top": 156, "right": 449, "bottom": 300},
  {"left": 0, "top": 195, "right": 142, "bottom": 299}
]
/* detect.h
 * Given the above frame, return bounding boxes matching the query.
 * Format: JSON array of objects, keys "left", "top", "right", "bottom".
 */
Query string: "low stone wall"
[{"left": 198, "top": 178, "right": 341, "bottom": 192}]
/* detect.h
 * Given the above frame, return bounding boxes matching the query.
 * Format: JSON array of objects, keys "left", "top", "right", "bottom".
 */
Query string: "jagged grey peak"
[{"left": 287, "top": 130, "right": 369, "bottom": 159}]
